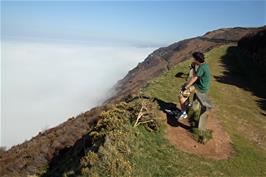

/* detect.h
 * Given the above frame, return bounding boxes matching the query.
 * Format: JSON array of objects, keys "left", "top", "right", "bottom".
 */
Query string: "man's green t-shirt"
[{"left": 194, "top": 63, "right": 211, "bottom": 93}]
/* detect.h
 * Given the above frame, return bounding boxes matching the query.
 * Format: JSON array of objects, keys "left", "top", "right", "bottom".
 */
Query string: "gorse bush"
[{"left": 79, "top": 98, "right": 162, "bottom": 177}]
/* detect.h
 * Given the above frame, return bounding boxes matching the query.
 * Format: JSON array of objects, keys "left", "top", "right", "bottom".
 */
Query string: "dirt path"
[{"left": 164, "top": 110, "right": 233, "bottom": 160}]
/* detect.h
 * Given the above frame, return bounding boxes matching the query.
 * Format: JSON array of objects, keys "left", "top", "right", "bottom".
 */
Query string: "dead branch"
[
  {"left": 133, "top": 101, "right": 148, "bottom": 127},
  {"left": 135, "top": 119, "right": 153, "bottom": 127}
]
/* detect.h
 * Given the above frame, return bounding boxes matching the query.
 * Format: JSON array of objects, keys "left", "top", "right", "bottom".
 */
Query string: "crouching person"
[{"left": 177, "top": 52, "right": 211, "bottom": 119}]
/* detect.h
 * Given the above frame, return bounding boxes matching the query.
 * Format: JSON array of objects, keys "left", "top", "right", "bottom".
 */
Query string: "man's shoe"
[{"left": 177, "top": 111, "right": 188, "bottom": 120}]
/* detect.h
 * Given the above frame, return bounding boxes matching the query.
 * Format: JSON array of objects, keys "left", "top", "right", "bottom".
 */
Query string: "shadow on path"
[
  {"left": 214, "top": 46, "right": 266, "bottom": 116},
  {"left": 155, "top": 98, "right": 190, "bottom": 129}
]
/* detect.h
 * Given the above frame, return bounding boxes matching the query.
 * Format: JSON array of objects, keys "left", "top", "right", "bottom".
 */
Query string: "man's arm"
[{"left": 185, "top": 75, "right": 198, "bottom": 89}]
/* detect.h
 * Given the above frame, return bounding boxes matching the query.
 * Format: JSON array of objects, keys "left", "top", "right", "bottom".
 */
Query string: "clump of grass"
[
  {"left": 190, "top": 128, "right": 213, "bottom": 144},
  {"left": 187, "top": 101, "right": 213, "bottom": 144}
]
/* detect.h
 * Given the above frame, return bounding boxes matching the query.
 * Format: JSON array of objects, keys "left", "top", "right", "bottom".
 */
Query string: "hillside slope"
[
  {"left": 39, "top": 44, "right": 266, "bottom": 177},
  {"left": 139, "top": 44, "right": 266, "bottom": 177},
  {"left": 106, "top": 26, "right": 265, "bottom": 104},
  {"left": 0, "top": 26, "right": 265, "bottom": 177}
]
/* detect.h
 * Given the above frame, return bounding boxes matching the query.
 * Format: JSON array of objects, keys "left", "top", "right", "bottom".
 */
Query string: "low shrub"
[
  {"left": 191, "top": 128, "right": 213, "bottom": 144},
  {"left": 79, "top": 98, "right": 162, "bottom": 177}
]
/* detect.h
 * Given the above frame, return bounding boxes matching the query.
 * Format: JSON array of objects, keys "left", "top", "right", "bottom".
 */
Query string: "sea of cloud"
[{"left": 1, "top": 40, "right": 155, "bottom": 148}]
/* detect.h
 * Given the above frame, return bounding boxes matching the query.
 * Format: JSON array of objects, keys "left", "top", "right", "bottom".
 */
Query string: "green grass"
[
  {"left": 138, "top": 44, "right": 266, "bottom": 176},
  {"left": 130, "top": 125, "right": 266, "bottom": 177},
  {"left": 77, "top": 44, "right": 266, "bottom": 177},
  {"left": 141, "top": 59, "right": 190, "bottom": 104},
  {"left": 43, "top": 45, "right": 266, "bottom": 177},
  {"left": 206, "top": 46, "right": 266, "bottom": 148}
]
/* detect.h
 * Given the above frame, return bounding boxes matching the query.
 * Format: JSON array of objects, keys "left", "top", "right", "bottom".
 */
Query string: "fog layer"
[{"left": 1, "top": 40, "right": 155, "bottom": 148}]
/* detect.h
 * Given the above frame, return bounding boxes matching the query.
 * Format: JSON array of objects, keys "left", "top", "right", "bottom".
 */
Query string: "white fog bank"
[{"left": 1, "top": 40, "right": 155, "bottom": 148}]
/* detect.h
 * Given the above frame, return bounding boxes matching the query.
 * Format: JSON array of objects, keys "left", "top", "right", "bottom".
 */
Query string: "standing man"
[{"left": 177, "top": 52, "right": 211, "bottom": 119}]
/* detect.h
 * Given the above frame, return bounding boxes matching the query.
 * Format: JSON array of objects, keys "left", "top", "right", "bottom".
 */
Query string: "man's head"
[{"left": 192, "top": 52, "right": 205, "bottom": 64}]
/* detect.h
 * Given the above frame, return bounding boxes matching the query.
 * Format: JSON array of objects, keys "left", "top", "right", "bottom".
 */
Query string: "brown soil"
[{"left": 164, "top": 110, "right": 233, "bottom": 160}]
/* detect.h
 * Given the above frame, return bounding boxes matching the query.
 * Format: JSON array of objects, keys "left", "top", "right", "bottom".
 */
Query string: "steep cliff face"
[
  {"left": 106, "top": 27, "right": 263, "bottom": 103},
  {"left": 0, "top": 26, "right": 264, "bottom": 177}
]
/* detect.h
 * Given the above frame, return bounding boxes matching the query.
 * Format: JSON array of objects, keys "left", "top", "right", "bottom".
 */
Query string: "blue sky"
[{"left": 1, "top": 1, "right": 266, "bottom": 46}]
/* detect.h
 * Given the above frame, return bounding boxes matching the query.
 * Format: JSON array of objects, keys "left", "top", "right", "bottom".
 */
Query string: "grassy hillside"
[
  {"left": 141, "top": 44, "right": 266, "bottom": 176},
  {"left": 41, "top": 45, "right": 266, "bottom": 177},
  {"left": 142, "top": 44, "right": 266, "bottom": 148}
]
